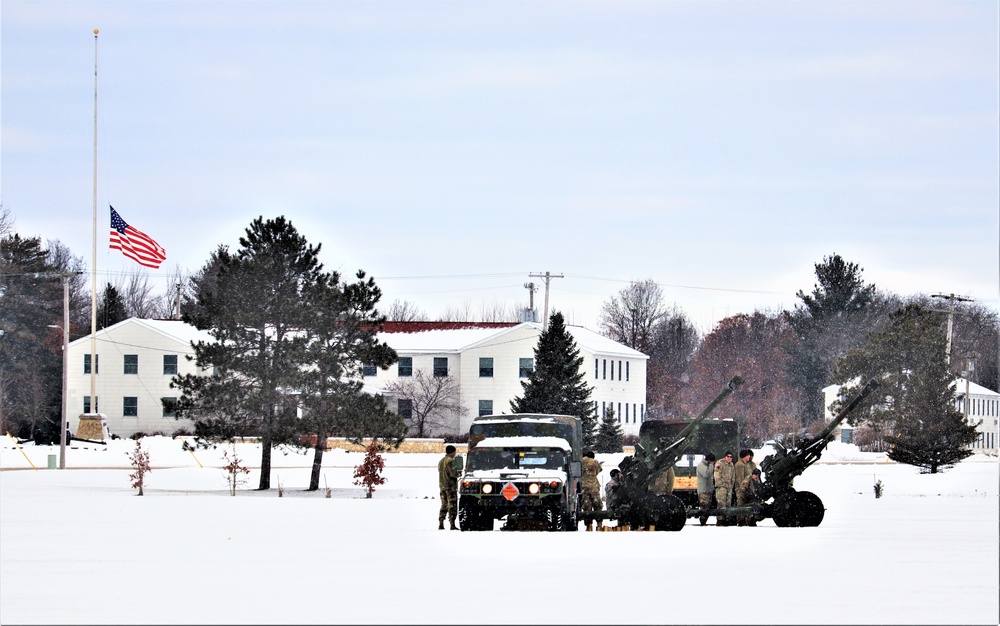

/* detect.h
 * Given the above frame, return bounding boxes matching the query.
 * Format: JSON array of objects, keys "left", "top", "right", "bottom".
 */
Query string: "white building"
[
  {"left": 66, "top": 318, "right": 212, "bottom": 438},
  {"left": 67, "top": 318, "right": 648, "bottom": 439},
  {"left": 368, "top": 321, "right": 649, "bottom": 437},
  {"left": 823, "top": 378, "right": 999, "bottom": 454}
]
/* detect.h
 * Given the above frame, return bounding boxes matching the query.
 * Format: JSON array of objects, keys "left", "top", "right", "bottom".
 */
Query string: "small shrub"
[
  {"left": 222, "top": 444, "right": 250, "bottom": 496},
  {"left": 127, "top": 439, "right": 152, "bottom": 496},
  {"left": 353, "top": 440, "right": 387, "bottom": 498}
]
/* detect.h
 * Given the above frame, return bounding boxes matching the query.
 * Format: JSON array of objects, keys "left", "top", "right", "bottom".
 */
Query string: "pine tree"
[
  {"left": 510, "top": 311, "right": 596, "bottom": 447},
  {"left": 173, "top": 216, "right": 324, "bottom": 490},
  {"left": 594, "top": 405, "right": 624, "bottom": 453},
  {"left": 831, "top": 304, "right": 978, "bottom": 473},
  {"left": 786, "top": 253, "right": 880, "bottom": 424},
  {"left": 96, "top": 283, "right": 128, "bottom": 330},
  {"left": 298, "top": 268, "right": 403, "bottom": 491}
]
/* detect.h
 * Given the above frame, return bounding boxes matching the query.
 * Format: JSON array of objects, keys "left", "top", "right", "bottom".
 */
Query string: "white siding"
[{"left": 67, "top": 319, "right": 206, "bottom": 437}]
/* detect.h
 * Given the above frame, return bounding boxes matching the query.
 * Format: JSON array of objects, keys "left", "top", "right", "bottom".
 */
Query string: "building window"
[
  {"left": 84, "top": 354, "right": 99, "bottom": 374},
  {"left": 123, "top": 396, "right": 138, "bottom": 417},
  {"left": 162, "top": 397, "right": 178, "bottom": 418},
  {"left": 602, "top": 359, "right": 606, "bottom": 380},
  {"left": 479, "top": 357, "right": 494, "bottom": 378},
  {"left": 519, "top": 358, "right": 534, "bottom": 378},
  {"left": 362, "top": 363, "right": 377, "bottom": 377},
  {"left": 610, "top": 359, "right": 614, "bottom": 380},
  {"left": 397, "top": 357, "right": 412, "bottom": 377},
  {"left": 595, "top": 359, "right": 599, "bottom": 379},
  {"left": 625, "top": 403, "right": 629, "bottom": 422},
  {"left": 626, "top": 361, "right": 630, "bottom": 382},
  {"left": 478, "top": 400, "right": 493, "bottom": 416},
  {"left": 397, "top": 398, "right": 413, "bottom": 420},
  {"left": 83, "top": 396, "right": 99, "bottom": 414},
  {"left": 163, "top": 355, "right": 178, "bottom": 376},
  {"left": 618, "top": 360, "right": 622, "bottom": 380},
  {"left": 433, "top": 357, "right": 448, "bottom": 377},
  {"left": 124, "top": 354, "right": 138, "bottom": 375}
]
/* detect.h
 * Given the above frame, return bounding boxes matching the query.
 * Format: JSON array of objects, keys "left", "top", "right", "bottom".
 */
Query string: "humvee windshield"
[{"left": 468, "top": 448, "right": 568, "bottom": 471}]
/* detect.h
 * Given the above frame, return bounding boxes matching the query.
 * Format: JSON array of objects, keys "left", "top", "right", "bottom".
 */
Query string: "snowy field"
[{"left": 1, "top": 437, "right": 997, "bottom": 625}]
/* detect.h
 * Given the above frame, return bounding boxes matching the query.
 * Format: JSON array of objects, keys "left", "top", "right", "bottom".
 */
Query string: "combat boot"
[
  {"left": 450, "top": 520, "right": 458, "bottom": 530},
  {"left": 586, "top": 521, "right": 593, "bottom": 531},
  {"left": 438, "top": 517, "right": 445, "bottom": 530}
]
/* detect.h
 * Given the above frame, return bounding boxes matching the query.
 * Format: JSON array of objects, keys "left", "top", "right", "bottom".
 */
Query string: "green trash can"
[{"left": 47, "top": 454, "right": 57, "bottom": 469}]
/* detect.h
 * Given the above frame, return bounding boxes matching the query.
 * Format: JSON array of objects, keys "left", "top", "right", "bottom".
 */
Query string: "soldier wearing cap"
[
  {"left": 438, "top": 445, "right": 459, "bottom": 530},
  {"left": 736, "top": 468, "right": 765, "bottom": 526},
  {"left": 714, "top": 451, "right": 736, "bottom": 526}
]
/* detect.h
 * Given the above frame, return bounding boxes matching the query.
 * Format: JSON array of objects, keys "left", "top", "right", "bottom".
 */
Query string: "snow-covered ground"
[{"left": 1, "top": 436, "right": 997, "bottom": 625}]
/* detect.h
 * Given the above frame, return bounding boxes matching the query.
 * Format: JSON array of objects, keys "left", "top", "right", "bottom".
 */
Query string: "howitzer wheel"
[
  {"left": 771, "top": 491, "right": 825, "bottom": 527},
  {"left": 636, "top": 493, "right": 687, "bottom": 531}
]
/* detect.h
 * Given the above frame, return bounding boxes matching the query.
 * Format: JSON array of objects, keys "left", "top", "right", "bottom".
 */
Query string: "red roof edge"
[{"left": 377, "top": 321, "right": 520, "bottom": 334}]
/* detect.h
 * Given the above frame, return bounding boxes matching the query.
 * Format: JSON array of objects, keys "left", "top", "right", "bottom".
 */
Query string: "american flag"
[{"left": 109, "top": 206, "right": 167, "bottom": 269}]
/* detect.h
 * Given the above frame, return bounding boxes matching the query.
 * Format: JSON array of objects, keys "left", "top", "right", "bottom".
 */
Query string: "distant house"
[
  {"left": 368, "top": 321, "right": 649, "bottom": 437},
  {"left": 67, "top": 318, "right": 212, "bottom": 438},
  {"left": 67, "top": 318, "right": 649, "bottom": 439},
  {"left": 823, "top": 379, "right": 999, "bottom": 454}
]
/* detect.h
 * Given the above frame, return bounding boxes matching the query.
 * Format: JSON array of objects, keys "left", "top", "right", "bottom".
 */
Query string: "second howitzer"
[
  {"left": 750, "top": 377, "right": 881, "bottom": 527},
  {"left": 586, "top": 375, "right": 744, "bottom": 531}
]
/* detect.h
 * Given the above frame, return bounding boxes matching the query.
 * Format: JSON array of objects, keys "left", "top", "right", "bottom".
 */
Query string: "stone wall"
[{"left": 323, "top": 437, "right": 468, "bottom": 454}]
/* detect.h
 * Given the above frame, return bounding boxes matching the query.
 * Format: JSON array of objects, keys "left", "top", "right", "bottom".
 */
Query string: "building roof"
[
  {"left": 69, "top": 317, "right": 214, "bottom": 349},
  {"left": 69, "top": 318, "right": 648, "bottom": 359},
  {"left": 381, "top": 321, "right": 648, "bottom": 359}
]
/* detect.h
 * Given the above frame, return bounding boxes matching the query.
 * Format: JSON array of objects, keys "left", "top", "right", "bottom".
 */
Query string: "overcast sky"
[{"left": 2, "top": 1, "right": 997, "bottom": 332}]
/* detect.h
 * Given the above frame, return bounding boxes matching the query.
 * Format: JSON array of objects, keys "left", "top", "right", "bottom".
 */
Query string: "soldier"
[
  {"left": 714, "top": 451, "right": 736, "bottom": 526},
  {"left": 736, "top": 468, "right": 764, "bottom": 526},
  {"left": 696, "top": 452, "right": 716, "bottom": 526},
  {"left": 604, "top": 468, "right": 623, "bottom": 513},
  {"left": 733, "top": 449, "right": 757, "bottom": 494},
  {"left": 580, "top": 449, "right": 604, "bottom": 531},
  {"left": 437, "top": 445, "right": 459, "bottom": 530}
]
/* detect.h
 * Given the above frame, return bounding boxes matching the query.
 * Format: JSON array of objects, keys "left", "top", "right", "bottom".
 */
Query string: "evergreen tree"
[
  {"left": 173, "top": 216, "right": 324, "bottom": 490},
  {"left": 510, "top": 311, "right": 596, "bottom": 447},
  {"left": 0, "top": 234, "right": 64, "bottom": 441},
  {"left": 831, "top": 304, "right": 978, "bottom": 473},
  {"left": 96, "top": 283, "right": 128, "bottom": 330},
  {"left": 594, "top": 405, "right": 624, "bottom": 453},
  {"left": 786, "top": 253, "right": 879, "bottom": 424},
  {"left": 298, "top": 268, "right": 402, "bottom": 491}
]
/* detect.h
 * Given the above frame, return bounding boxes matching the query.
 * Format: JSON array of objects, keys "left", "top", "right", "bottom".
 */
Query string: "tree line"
[
  {"left": 598, "top": 256, "right": 994, "bottom": 472},
  {"left": 2, "top": 205, "right": 995, "bottom": 473}
]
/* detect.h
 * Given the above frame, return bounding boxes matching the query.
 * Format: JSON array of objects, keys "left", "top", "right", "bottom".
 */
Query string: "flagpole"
[{"left": 90, "top": 28, "right": 99, "bottom": 410}]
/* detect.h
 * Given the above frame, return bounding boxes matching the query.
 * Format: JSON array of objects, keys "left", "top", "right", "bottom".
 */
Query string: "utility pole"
[
  {"left": 930, "top": 293, "right": 972, "bottom": 364},
  {"left": 528, "top": 272, "right": 563, "bottom": 331}
]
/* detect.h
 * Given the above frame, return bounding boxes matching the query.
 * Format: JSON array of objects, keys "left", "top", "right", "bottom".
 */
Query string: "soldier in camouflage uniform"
[
  {"left": 438, "top": 445, "right": 459, "bottom": 530},
  {"left": 714, "top": 451, "right": 735, "bottom": 526},
  {"left": 580, "top": 450, "right": 603, "bottom": 530},
  {"left": 736, "top": 468, "right": 764, "bottom": 526},
  {"left": 732, "top": 449, "right": 757, "bottom": 525},
  {"left": 733, "top": 449, "right": 757, "bottom": 493},
  {"left": 696, "top": 452, "right": 716, "bottom": 526}
]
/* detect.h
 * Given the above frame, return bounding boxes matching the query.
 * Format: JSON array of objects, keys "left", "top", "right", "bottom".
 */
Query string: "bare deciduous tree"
[
  {"left": 384, "top": 371, "right": 467, "bottom": 437},
  {"left": 598, "top": 278, "right": 667, "bottom": 354},
  {"left": 385, "top": 299, "right": 428, "bottom": 322}
]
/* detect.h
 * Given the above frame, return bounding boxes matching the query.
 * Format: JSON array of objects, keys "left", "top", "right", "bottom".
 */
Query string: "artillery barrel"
[
  {"left": 815, "top": 378, "right": 880, "bottom": 442},
  {"left": 638, "top": 375, "right": 744, "bottom": 475}
]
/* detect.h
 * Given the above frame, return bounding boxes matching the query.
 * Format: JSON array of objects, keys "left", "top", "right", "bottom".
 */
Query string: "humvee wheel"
[
  {"left": 639, "top": 493, "right": 687, "bottom": 531},
  {"left": 772, "top": 491, "right": 825, "bottom": 527}
]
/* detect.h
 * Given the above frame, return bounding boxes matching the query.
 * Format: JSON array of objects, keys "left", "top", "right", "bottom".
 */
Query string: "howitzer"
[
  {"left": 593, "top": 375, "right": 744, "bottom": 531},
  {"left": 754, "top": 378, "right": 881, "bottom": 527}
]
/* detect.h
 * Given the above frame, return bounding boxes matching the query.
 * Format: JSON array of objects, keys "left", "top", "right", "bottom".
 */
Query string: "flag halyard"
[{"left": 109, "top": 206, "right": 167, "bottom": 269}]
